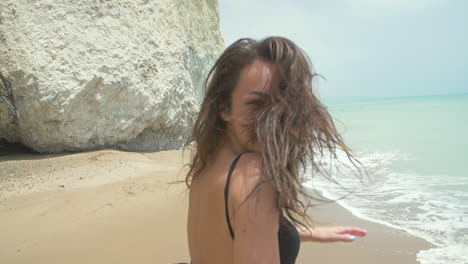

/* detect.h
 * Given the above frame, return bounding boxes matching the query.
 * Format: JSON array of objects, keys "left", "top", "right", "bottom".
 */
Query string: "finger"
[
  {"left": 328, "top": 234, "right": 357, "bottom": 243},
  {"left": 336, "top": 227, "right": 368, "bottom": 237}
]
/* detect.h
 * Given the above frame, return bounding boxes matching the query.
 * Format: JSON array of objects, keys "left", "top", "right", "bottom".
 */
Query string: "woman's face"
[{"left": 221, "top": 59, "right": 280, "bottom": 153}]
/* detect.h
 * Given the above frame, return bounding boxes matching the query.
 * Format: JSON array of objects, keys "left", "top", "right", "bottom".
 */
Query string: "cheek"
[
  {"left": 234, "top": 105, "right": 256, "bottom": 128},
  {"left": 232, "top": 118, "right": 251, "bottom": 140},
  {"left": 229, "top": 108, "right": 250, "bottom": 136},
  {"left": 234, "top": 115, "right": 257, "bottom": 146},
  {"left": 231, "top": 103, "right": 251, "bottom": 124}
]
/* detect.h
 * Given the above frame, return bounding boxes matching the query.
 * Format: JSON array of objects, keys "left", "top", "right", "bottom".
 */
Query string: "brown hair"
[{"left": 183, "top": 36, "right": 365, "bottom": 229}]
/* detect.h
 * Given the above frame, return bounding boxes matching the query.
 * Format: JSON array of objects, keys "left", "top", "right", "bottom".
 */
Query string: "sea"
[{"left": 301, "top": 93, "right": 468, "bottom": 264}]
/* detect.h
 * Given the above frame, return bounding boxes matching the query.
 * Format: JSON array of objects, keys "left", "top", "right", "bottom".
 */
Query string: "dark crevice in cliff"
[
  {"left": 0, "top": 71, "right": 21, "bottom": 145},
  {"left": 0, "top": 70, "right": 17, "bottom": 122},
  {"left": 0, "top": 139, "right": 37, "bottom": 156},
  {"left": 0, "top": 71, "right": 11, "bottom": 97}
]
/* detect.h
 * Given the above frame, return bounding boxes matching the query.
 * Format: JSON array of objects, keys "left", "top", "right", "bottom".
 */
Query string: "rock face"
[{"left": 0, "top": 0, "right": 224, "bottom": 152}]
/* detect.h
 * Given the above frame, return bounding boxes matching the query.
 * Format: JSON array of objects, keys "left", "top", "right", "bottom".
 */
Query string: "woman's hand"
[{"left": 297, "top": 225, "right": 368, "bottom": 243}]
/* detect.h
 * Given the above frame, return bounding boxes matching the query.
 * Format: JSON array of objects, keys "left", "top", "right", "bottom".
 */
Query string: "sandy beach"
[{"left": 0, "top": 148, "right": 433, "bottom": 264}]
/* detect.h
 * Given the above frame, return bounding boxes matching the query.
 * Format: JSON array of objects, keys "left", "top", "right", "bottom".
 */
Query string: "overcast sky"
[{"left": 218, "top": 0, "right": 468, "bottom": 99}]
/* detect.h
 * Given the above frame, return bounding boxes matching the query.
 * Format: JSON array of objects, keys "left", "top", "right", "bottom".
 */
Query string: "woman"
[{"left": 183, "top": 37, "right": 367, "bottom": 264}]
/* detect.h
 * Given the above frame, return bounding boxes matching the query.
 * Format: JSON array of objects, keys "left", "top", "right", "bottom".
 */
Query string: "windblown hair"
[{"left": 184, "top": 36, "right": 365, "bottom": 229}]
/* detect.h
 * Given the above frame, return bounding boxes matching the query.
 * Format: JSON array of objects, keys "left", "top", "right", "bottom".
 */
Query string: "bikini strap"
[{"left": 224, "top": 153, "right": 243, "bottom": 239}]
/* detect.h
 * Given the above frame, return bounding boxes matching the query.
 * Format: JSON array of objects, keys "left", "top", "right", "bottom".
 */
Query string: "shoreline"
[
  {"left": 298, "top": 193, "right": 433, "bottom": 264},
  {"left": 0, "top": 149, "right": 433, "bottom": 263}
]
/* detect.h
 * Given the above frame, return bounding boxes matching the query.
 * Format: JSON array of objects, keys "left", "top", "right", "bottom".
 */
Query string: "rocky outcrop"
[{"left": 0, "top": 0, "right": 224, "bottom": 152}]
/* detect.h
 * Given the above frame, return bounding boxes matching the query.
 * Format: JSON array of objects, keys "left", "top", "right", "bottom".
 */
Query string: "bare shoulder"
[
  {"left": 229, "top": 152, "right": 280, "bottom": 263},
  {"left": 230, "top": 152, "right": 271, "bottom": 204},
  {"left": 229, "top": 151, "right": 278, "bottom": 223},
  {"left": 235, "top": 152, "right": 263, "bottom": 178}
]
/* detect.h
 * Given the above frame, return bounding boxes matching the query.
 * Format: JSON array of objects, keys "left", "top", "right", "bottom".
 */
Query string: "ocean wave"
[{"left": 301, "top": 150, "right": 468, "bottom": 264}]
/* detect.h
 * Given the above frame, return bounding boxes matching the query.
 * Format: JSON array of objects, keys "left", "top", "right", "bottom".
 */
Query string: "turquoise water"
[
  {"left": 327, "top": 93, "right": 468, "bottom": 178},
  {"left": 303, "top": 93, "right": 468, "bottom": 263}
]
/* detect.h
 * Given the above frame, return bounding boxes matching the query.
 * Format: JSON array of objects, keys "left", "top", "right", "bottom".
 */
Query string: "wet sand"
[{"left": 0, "top": 149, "right": 433, "bottom": 263}]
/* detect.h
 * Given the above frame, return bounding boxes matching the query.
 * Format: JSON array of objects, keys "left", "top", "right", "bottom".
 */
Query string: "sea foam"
[{"left": 301, "top": 150, "right": 468, "bottom": 264}]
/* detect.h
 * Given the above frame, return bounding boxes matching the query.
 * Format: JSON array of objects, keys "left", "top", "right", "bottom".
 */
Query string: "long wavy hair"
[{"left": 183, "top": 36, "right": 365, "bottom": 229}]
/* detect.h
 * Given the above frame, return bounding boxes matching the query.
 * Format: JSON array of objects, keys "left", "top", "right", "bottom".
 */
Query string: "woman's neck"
[{"left": 222, "top": 128, "right": 247, "bottom": 155}]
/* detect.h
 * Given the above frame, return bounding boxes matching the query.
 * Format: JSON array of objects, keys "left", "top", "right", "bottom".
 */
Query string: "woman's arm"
[{"left": 296, "top": 225, "right": 368, "bottom": 243}]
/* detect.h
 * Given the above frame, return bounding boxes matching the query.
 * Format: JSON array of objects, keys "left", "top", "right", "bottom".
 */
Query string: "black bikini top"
[{"left": 224, "top": 154, "right": 300, "bottom": 264}]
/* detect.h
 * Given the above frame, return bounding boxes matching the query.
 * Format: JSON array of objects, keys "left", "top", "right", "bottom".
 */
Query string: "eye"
[
  {"left": 245, "top": 98, "right": 267, "bottom": 111},
  {"left": 246, "top": 99, "right": 263, "bottom": 105}
]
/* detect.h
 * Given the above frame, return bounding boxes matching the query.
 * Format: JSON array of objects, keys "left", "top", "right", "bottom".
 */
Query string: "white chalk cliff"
[{"left": 0, "top": 0, "right": 224, "bottom": 152}]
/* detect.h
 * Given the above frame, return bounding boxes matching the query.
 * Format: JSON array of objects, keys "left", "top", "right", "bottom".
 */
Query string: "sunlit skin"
[
  {"left": 221, "top": 59, "right": 368, "bottom": 243},
  {"left": 187, "top": 58, "right": 367, "bottom": 264}
]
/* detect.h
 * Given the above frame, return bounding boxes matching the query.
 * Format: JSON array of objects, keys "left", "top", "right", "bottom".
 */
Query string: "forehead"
[{"left": 234, "top": 59, "right": 279, "bottom": 96}]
